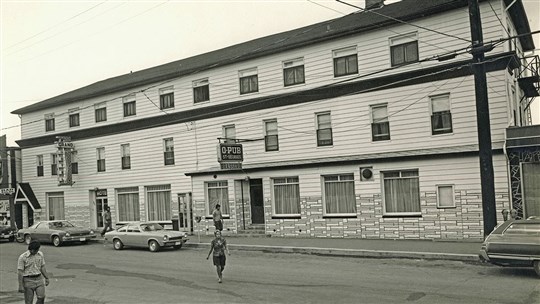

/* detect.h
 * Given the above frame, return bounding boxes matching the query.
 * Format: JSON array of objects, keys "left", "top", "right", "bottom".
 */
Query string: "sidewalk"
[{"left": 183, "top": 233, "right": 482, "bottom": 263}]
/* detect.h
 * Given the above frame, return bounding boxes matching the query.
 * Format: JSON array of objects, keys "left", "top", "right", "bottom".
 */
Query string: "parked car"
[
  {"left": 0, "top": 224, "right": 16, "bottom": 242},
  {"left": 17, "top": 220, "right": 96, "bottom": 247},
  {"left": 104, "top": 222, "right": 189, "bottom": 252},
  {"left": 479, "top": 216, "right": 540, "bottom": 277}
]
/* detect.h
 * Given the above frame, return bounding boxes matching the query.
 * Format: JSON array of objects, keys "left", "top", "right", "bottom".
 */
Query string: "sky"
[{"left": 1, "top": 0, "right": 539, "bottom": 147}]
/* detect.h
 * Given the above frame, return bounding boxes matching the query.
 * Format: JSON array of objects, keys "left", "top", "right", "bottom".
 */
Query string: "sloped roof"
[
  {"left": 12, "top": 0, "right": 534, "bottom": 114},
  {"left": 15, "top": 183, "right": 41, "bottom": 211}
]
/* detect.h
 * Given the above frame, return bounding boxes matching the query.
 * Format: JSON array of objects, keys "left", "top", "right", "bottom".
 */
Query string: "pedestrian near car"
[
  {"left": 101, "top": 206, "right": 112, "bottom": 237},
  {"left": 18, "top": 240, "right": 50, "bottom": 304},
  {"left": 212, "top": 204, "right": 223, "bottom": 231},
  {"left": 206, "top": 230, "right": 230, "bottom": 283}
]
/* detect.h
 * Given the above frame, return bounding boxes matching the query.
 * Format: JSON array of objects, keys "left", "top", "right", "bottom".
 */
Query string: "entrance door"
[
  {"left": 522, "top": 162, "right": 540, "bottom": 218},
  {"left": 178, "top": 193, "right": 193, "bottom": 233},
  {"left": 249, "top": 179, "right": 264, "bottom": 224},
  {"left": 96, "top": 197, "right": 108, "bottom": 228}
]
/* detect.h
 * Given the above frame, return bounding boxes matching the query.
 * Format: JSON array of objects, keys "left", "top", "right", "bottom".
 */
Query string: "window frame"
[
  {"left": 436, "top": 184, "right": 455, "bottom": 209},
  {"left": 121, "top": 144, "right": 131, "bottom": 170},
  {"left": 205, "top": 181, "right": 230, "bottom": 216},
  {"left": 145, "top": 185, "right": 171, "bottom": 221},
  {"left": 116, "top": 187, "right": 140, "bottom": 222},
  {"left": 163, "top": 138, "right": 175, "bottom": 166},
  {"left": 45, "top": 114, "right": 55, "bottom": 132},
  {"left": 193, "top": 79, "right": 210, "bottom": 103},
  {"left": 282, "top": 58, "right": 305, "bottom": 87},
  {"left": 123, "top": 94, "right": 137, "bottom": 117},
  {"left": 332, "top": 46, "right": 358, "bottom": 77},
  {"left": 322, "top": 174, "right": 357, "bottom": 216},
  {"left": 47, "top": 192, "right": 65, "bottom": 221},
  {"left": 370, "top": 104, "right": 390, "bottom": 141},
  {"left": 36, "top": 155, "right": 44, "bottom": 177},
  {"left": 389, "top": 32, "right": 419, "bottom": 67},
  {"left": 382, "top": 170, "right": 421, "bottom": 216},
  {"left": 271, "top": 177, "right": 301, "bottom": 217},
  {"left": 68, "top": 108, "right": 80, "bottom": 128},
  {"left": 264, "top": 119, "right": 279, "bottom": 152},
  {"left": 239, "top": 68, "right": 259, "bottom": 94},
  {"left": 94, "top": 103, "right": 107, "bottom": 123},
  {"left": 222, "top": 125, "right": 236, "bottom": 144},
  {"left": 70, "top": 151, "right": 78, "bottom": 175},
  {"left": 96, "top": 147, "right": 106, "bottom": 172},
  {"left": 50, "top": 154, "right": 58, "bottom": 176},
  {"left": 316, "top": 112, "right": 333, "bottom": 147},
  {"left": 159, "top": 86, "right": 174, "bottom": 110},
  {"left": 430, "top": 94, "right": 453, "bottom": 135}
]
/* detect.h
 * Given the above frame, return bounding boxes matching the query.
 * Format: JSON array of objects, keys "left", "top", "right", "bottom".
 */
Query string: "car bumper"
[
  {"left": 163, "top": 239, "right": 188, "bottom": 246},
  {"left": 0, "top": 233, "right": 14, "bottom": 240},
  {"left": 63, "top": 235, "right": 97, "bottom": 242},
  {"left": 479, "top": 249, "right": 490, "bottom": 262}
]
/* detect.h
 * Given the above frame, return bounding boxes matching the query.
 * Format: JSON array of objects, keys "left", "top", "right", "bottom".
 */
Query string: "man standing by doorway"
[
  {"left": 212, "top": 204, "right": 223, "bottom": 231},
  {"left": 18, "top": 240, "right": 50, "bottom": 304},
  {"left": 100, "top": 206, "right": 112, "bottom": 237}
]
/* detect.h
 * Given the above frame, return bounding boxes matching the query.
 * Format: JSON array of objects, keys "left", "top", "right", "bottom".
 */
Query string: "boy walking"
[{"left": 18, "top": 240, "right": 50, "bottom": 304}]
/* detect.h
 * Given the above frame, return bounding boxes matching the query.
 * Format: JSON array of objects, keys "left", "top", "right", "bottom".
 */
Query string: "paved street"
[{"left": 1, "top": 241, "right": 539, "bottom": 304}]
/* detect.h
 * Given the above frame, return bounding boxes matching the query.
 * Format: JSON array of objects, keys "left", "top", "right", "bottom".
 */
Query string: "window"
[
  {"left": 382, "top": 170, "right": 420, "bottom": 215},
  {"left": 36, "top": 155, "right": 43, "bottom": 177},
  {"left": 222, "top": 125, "right": 236, "bottom": 144},
  {"left": 163, "top": 138, "right": 174, "bottom": 165},
  {"left": 95, "top": 103, "right": 107, "bottom": 122},
  {"left": 283, "top": 58, "right": 305, "bottom": 86},
  {"left": 390, "top": 33, "right": 419, "bottom": 66},
  {"left": 159, "top": 86, "right": 174, "bottom": 109},
  {"left": 121, "top": 144, "right": 131, "bottom": 170},
  {"left": 193, "top": 79, "right": 210, "bottom": 103},
  {"left": 437, "top": 185, "right": 455, "bottom": 208},
  {"left": 47, "top": 192, "right": 64, "bottom": 221},
  {"left": 145, "top": 185, "right": 171, "bottom": 221},
  {"left": 239, "top": 68, "right": 258, "bottom": 94},
  {"left": 323, "top": 174, "right": 356, "bottom": 215},
  {"left": 272, "top": 177, "right": 300, "bottom": 215},
  {"left": 371, "top": 104, "right": 390, "bottom": 141},
  {"left": 71, "top": 151, "right": 78, "bottom": 174},
  {"left": 97, "top": 147, "right": 106, "bottom": 172},
  {"left": 206, "top": 181, "right": 229, "bottom": 215},
  {"left": 430, "top": 94, "right": 453, "bottom": 135},
  {"left": 123, "top": 94, "right": 136, "bottom": 117},
  {"left": 69, "top": 108, "right": 80, "bottom": 127},
  {"left": 51, "top": 154, "right": 57, "bottom": 176},
  {"left": 264, "top": 120, "right": 279, "bottom": 151},
  {"left": 316, "top": 112, "right": 333, "bottom": 146},
  {"left": 117, "top": 187, "right": 140, "bottom": 222},
  {"left": 45, "top": 114, "right": 55, "bottom": 132},
  {"left": 333, "top": 47, "right": 358, "bottom": 77}
]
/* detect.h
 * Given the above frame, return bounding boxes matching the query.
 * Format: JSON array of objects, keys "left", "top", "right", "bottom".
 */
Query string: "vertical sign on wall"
[{"left": 55, "top": 136, "right": 75, "bottom": 186}]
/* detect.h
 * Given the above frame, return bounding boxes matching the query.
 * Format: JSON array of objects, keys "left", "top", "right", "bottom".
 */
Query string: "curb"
[{"left": 184, "top": 243, "right": 480, "bottom": 263}]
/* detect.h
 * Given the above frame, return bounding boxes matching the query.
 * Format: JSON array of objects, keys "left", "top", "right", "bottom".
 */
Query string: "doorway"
[
  {"left": 249, "top": 178, "right": 264, "bottom": 224},
  {"left": 96, "top": 197, "right": 108, "bottom": 228},
  {"left": 522, "top": 162, "right": 540, "bottom": 218}
]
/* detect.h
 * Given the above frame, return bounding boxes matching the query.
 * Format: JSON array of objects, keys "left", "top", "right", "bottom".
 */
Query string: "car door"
[
  {"left": 33, "top": 223, "right": 50, "bottom": 242},
  {"left": 493, "top": 222, "right": 540, "bottom": 258}
]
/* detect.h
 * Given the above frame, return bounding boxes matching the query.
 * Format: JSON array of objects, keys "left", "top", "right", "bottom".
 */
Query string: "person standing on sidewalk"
[
  {"left": 101, "top": 206, "right": 112, "bottom": 237},
  {"left": 18, "top": 240, "right": 50, "bottom": 304},
  {"left": 206, "top": 230, "right": 230, "bottom": 283},
  {"left": 212, "top": 204, "right": 223, "bottom": 231}
]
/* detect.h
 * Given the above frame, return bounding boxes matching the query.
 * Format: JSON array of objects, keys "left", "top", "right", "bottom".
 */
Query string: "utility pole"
[{"left": 468, "top": 0, "right": 497, "bottom": 237}]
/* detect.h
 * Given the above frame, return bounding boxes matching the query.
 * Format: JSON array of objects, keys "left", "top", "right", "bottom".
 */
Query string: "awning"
[{"left": 15, "top": 183, "right": 41, "bottom": 211}]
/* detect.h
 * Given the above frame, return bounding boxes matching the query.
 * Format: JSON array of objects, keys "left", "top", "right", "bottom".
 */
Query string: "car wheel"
[
  {"left": 534, "top": 260, "right": 540, "bottom": 277},
  {"left": 24, "top": 234, "right": 32, "bottom": 245},
  {"left": 173, "top": 244, "right": 183, "bottom": 250},
  {"left": 113, "top": 238, "right": 124, "bottom": 250},
  {"left": 148, "top": 240, "right": 160, "bottom": 252},
  {"left": 8, "top": 236, "right": 15, "bottom": 242},
  {"left": 52, "top": 236, "right": 61, "bottom": 247}
]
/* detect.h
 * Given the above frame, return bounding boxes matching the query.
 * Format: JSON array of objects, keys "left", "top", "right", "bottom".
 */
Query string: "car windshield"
[
  {"left": 49, "top": 221, "right": 75, "bottom": 229},
  {"left": 141, "top": 223, "right": 164, "bottom": 231}
]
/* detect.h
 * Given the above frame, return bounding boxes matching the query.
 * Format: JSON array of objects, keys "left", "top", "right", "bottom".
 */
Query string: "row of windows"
[{"left": 43, "top": 35, "right": 419, "bottom": 132}]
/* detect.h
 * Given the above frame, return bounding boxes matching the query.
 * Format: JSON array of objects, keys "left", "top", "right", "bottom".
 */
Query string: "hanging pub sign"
[
  {"left": 55, "top": 136, "right": 75, "bottom": 186},
  {"left": 217, "top": 143, "right": 243, "bottom": 170}
]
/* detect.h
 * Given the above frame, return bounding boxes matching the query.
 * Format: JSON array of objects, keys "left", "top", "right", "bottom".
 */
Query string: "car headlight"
[
  {"left": 65, "top": 232, "right": 70, "bottom": 237},
  {"left": 90, "top": 230, "right": 94, "bottom": 234},
  {"left": 163, "top": 235, "right": 169, "bottom": 241}
]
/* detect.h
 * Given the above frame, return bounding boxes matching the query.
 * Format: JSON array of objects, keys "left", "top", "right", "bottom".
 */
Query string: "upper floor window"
[
  {"left": 272, "top": 177, "right": 300, "bottom": 216},
  {"left": 121, "top": 144, "right": 131, "bottom": 170},
  {"left": 69, "top": 108, "right": 80, "bottom": 127},
  {"left": 382, "top": 170, "right": 420, "bottom": 215},
  {"left": 283, "top": 58, "right": 305, "bottom": 86},
  {"left": 163, "top": 138, "right": 175, "bottom": 166},
  {"left": 430, "top": 94, "right": 453, "bottom": 135},
  {"left": 316, "top": 112, "right": 333, "bottom": 146},
  {"left": 51, "top": 154, "right": 58, "bottom": 176},
  {"left": 71, "top": 151, "right": 78, "bottom": 174},
  {"left": 94, "top": 103, "right": 107, "bottom": 122},
  {"left": 222, "top": 125, "right": 236, "bottom": 144},
  {"left": 333, "top": 46, "right": 358, "bottom": 77},
  {"left": 193, "top": 79, "right": 210, "bottom": 103},
  {"left": 239, "top": 68, "right": 258, "bottom": 94},
  {"left": 323, "top": 174, "right": 356, "bottom": 215},
  {"left": 123, "top": 94, "right": 137, "bottom": 117},
  {"left": 159, "top": 86, "right": 174, "bottom": 109},
  {"left": 390, "top": 33, "right": 419, "bottom": 67},
  {"left": 371, "top": 104, "right": 390, "bottom": 141},
  {"left": 264, "top": 119, "right": 279, "bottom": 152},
  {"left": 36, "top": 155, "right": 44, "bottom": 177},
  {"left": 97, "top": 147, "right": 106, "bottom": 172},
  {"left": 45, "top": 114, "right": 55, "bottom": 132}
]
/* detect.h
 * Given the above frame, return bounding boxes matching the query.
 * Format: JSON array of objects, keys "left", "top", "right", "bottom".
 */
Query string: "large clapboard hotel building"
[{"left": 12, "top": 0, "right": 540, "bottom": 240}]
